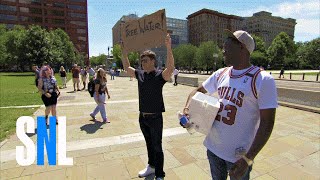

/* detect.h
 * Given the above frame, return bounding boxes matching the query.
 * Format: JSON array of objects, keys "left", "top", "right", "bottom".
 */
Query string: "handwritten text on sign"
[{"left": 121, "top": 9, "right": 167, "bottom": 52}]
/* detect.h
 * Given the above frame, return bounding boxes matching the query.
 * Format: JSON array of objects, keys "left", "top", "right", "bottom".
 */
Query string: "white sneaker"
[{"left": 138, "top": 164, "right": 155, "bottom": 177}]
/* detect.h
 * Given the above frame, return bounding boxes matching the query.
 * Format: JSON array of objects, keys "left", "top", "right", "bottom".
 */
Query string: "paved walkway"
[{"left": 1, "top": 76, "right": 319, "bottom": 180}]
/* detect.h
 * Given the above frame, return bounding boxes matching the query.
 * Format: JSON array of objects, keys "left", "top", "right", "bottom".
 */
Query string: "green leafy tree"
[
  {"left": 173, "top": 44, "right": 197, "bottom": 69},
  {"left": 111, "top": 44, "right": 122, "bottom": 68},
  {"left": 252, "top": 35, "right": 267, "bottom": 54},
  {"left": 5, "top": 25, "right": 27, "bottom": 71},
  {"left": 251, "top": 35, "right": 268, "bottom": 68},
  {"left": 21, "top": 25, "right": 53, "bottom": 68},
  {"left": 267, "top": 32, "right": 296, "bottom": 69},
  {"left": 195, "top": 41, "right": 221, "bottom": 73},
  {"left": 0, "top": 25, "right": 8, "bottom": 69},
  {"left": 49, "top": 28, "right": 76, "bottom": 69},
  {"left": 128, "top": 52, "right": 139, "bottom": 67},
  {"left": 250, "top": 51, "right": 268, "bottom": 67},
  {"left": 296, "top": 38, "right": 320, "bottom": 69},
  {"left": 90, "top": 54, "right": 107, "bottom": 67}
]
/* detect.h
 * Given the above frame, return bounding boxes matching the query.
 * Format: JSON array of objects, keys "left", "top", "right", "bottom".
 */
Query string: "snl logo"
[{"left": 16, "top": 116, "right": 73, "bottom": 166}]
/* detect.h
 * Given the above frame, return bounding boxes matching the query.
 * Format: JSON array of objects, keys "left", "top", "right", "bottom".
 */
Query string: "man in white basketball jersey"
[{"left": 182, "top": 30, "right": 278, "bottom": 180}]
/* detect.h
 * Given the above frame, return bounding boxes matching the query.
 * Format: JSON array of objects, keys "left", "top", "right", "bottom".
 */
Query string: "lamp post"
[{"left": 213, "top": 53, "right": 218, "bottom": 71}]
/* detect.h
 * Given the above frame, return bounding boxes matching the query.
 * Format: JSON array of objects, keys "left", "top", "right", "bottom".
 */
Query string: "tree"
[
  {"left": 267, "top": 32, "right": 296, "bottom": 69},
  {"left": 128, "top": 52, "right": 139, "bottom": 67},
  {"left": 0, "top": 25, "right": 8, "bottom": 69},
  {"left": 173, "top": 44, "right": 197, "bottom": 69},
  {"left": 111, "top": 44, "right": 122, "bottom": 68},
  {"left": 296, "top": 38, "right": 320, "bottom": 69},
  {"left": 251, "top": 35, "right": 268, "bottom": 68},
  {"left": 49, "top": 28, "right": 76, "bottom": 69},
  {"left": 250, "top": 51, "right": 268, "bottom": 67},
  {"left": 195, "top": 41, "right": 221, "bottom": 73},
  {"left": 90, "top": 54, "right": 107, "bottom": 67},
  {"left": 21, "top": 25, "right": 53, "bottom": 68},
  {"left": 5, "top": 25, "right": 27, "bottom": 71},
  {"left": 252, "top": 35, "right": 267, "bottom": 54}
]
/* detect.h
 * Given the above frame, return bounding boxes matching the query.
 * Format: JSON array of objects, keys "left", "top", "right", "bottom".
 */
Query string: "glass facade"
[{"left": 166, "top": 17, "right": 188, "bottom": 46}]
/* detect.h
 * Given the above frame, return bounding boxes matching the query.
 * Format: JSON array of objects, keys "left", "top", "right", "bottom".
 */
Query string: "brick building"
[
  {"left": 187, "top": 8, "right": 243, "bottom": 47},
  {"left": 0, "top": 0, "right": 89, "bottom": 64}
]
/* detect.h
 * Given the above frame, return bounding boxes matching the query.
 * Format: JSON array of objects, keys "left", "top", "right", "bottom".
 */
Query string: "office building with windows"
[
  {"left": 0, "top": 0, "right": 89, "bottom": 64},
  {"left": 242, "top": 11, "right": 296, "bottom": 46},
  {"left": 187, "top": 8, "right": 243, "bottom": 47}
]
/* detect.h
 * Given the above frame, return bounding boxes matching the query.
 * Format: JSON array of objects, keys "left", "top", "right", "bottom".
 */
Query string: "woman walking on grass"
[
  {"left": 90, "top": 68, "right": 111, "bottom": 123},
  {"left": 38, "top": 65, "right": 60, "bottom": 125}
]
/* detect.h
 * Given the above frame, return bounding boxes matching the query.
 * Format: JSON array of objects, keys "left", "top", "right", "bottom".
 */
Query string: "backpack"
[{"left": 88, "top": 80, "right": 95, "bottom": 97}]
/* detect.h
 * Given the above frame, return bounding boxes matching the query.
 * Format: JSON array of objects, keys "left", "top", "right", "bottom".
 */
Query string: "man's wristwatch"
[{"left": 242, "top": 155, "right": 253, "bottom": 166}]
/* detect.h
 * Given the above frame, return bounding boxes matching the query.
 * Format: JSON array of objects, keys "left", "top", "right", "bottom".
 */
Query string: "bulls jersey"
[{"left": 202, "top": 65, "right": 278, "bottom": 163}]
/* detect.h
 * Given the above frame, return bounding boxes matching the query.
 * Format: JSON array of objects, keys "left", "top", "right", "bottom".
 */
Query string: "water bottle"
[{"left": 177, "top": 111, "right": 196, "bottom": 134}]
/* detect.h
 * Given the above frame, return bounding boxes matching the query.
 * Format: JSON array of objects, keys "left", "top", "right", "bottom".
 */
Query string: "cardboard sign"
[{"left": 121, "top": 9, "right": 167, "bottom": 52}]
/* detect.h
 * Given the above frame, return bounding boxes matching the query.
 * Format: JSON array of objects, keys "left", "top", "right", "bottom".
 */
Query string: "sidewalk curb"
[
  {"left": 278, "top": 101, "right": 320, "bottom": 114},
  {"left": 275, "top": 78, "right": 320, "bottom": 83},
  {"left": 0, "top": 139, "right": 8, "bottom": 148}
]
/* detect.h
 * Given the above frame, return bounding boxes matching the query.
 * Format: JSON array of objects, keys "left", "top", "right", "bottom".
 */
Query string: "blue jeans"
[
  {"left": 91, "top": 92, "right": 107, "bottom": 120},
  {"left": 207, "top": 150, "right": 252, "bottom": 180}
]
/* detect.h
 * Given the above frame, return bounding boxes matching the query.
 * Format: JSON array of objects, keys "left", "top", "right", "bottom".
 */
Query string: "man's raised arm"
[
  {"left": 121, "top": 43, "right": 136, "bottom": 78},
  {"left": 162, "top": 34, "right": 175, "bottom": 81}
]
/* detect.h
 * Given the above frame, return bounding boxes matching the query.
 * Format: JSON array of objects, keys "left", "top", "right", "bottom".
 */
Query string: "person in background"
[
  {"left": 110, "top": 68, "right": 115, "bottom": 80},
  {"left": 81, "top": 66, "right": 88, "bottom": 90},
  {"left": 59, "top": 66, "right": 67, "bottom": 88},
  {"left": 38, "top": 65, "right": 61, "bottom": 125},
  {"left": 279, "top": 67, "right": 285, "bottom": 79},
  {"left": 32, "top": 65, "right": 40, "bottom": 88},
  {"left": 90, "top": 68, "right": 111, "bottom": 123},
  {"left": 71, "top": 64, "right": 80, "bottom": 91},
  {"left": 173, "top": 67, "right": 179, "bottom": 86}
]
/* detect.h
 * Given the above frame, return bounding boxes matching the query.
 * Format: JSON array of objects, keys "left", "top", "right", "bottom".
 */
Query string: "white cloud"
[{"left": 238, "top": 0, "right": 319, "bottom": 41}]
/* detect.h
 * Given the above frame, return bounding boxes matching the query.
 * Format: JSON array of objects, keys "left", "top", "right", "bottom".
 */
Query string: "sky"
[{"left": 87, "top": 0, "right": 320, "bottom": 57}]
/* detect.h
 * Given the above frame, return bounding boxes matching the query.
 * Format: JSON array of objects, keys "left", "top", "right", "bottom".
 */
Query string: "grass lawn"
[{"left": 0, "top": 72, "right": 71, "bottom": 141}]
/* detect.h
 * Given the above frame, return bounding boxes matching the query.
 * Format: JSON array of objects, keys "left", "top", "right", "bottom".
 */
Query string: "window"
[
  {"left": 70, "top": 21, "right": 86, "bottom": 26},
  {"left": 0, "top": 5, "right": 17, "bottom": 12},
  {"left": 20, "top": 7, "right": 29, "bottom": 13},
  {"left": 0, "top": 14, "right": 18, "bottom": 21},
  {"left": 52, "top": 19, "right": 65, "bottom": 25},
  {"left": 68, "top": 12, "right": 86, "bottom": 18},
  {"left": 51, "top": 10, "right": 64, "bottom": 16},
  {"left": 31, "top": 0, "right": 41, "bottom": 5},
  {"left": 30, "top": 8, "right": 42, "bottom": 14},
  {"left": 77, "top": 29, "right": 86, "bottom": 34},
  {"left": 3, "top": 0, "right": 16, "bottom": 2},
  {"left": 69, "top": 0, "right": 86, "bottom": 2},
  {"left": 53, "top": 2, "right": 65, "bottom": 8},
  {"left": 19, "top": 0, "right": 31, "bottom": 3},
  {"left": 30, "top": 16, "right": 42, "bottom": 23},
  {"left": 67, "top": 5, "right": 85, "bottom": 10},
  {"left": 78, "top": 36, "right": 86, "bottom": 41}
]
